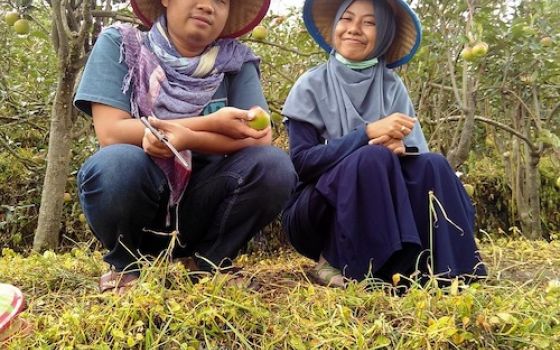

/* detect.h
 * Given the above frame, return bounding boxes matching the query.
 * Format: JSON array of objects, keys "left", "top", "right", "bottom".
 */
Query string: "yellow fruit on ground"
[
  {"left": 13, "top": 18, "right": 30, "bottom": 35},
  {"left": 247, "top": 107, "right": 271, "bottom": 131},
  {"left": 540, "top": 36, "right": 553, "bottom": 47},
  {"left": 63, "top": 192, "right": 72, "bottom": 203},
  {"left": 79, "top": 214, "right": 87, "bottom": 223},
  {"left": 5, "top": 12, "right": 19, "bottom": 26},
  {"left": 520, "top": 73, "right": 534, "bottom": 84},
  {"left": 463, "top": 184, "right": 475, "bottom": 197},
  {"left": 252, "top": 25, "right": 268, "bottom": 41}
]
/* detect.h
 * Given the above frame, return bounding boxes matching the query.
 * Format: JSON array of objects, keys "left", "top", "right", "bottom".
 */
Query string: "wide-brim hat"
[
  {"left": 303, "top": 0, "right": 422, "bottom": 68},
  {"left": 131, "top": 0, "right": 270, "bottom": 38}
]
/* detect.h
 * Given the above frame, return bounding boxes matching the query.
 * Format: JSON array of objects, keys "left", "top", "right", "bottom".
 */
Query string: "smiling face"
[
  {"left": 161, "top": 0, "right": 230, "bottom": 57},
  {"left": 333, "top": 0, "right": 377, "bottom": 61}
]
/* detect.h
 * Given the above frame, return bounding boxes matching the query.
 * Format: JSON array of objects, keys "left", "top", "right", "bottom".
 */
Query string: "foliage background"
[{"left": 0, "top": 0, "right": 559, "bottom": 348}]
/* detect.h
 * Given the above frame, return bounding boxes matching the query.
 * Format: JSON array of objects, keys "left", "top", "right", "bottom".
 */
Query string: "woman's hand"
[
  {"left": 369, "top": 135, "right": 406, "bottom": 155},
  {"left": 210, "top": 107, "right": 270, "bottom": 139},
  {"left": 366, "top": 113, "right": 416, "bottom": 140},
  {"left": 142, "top": 117, "right": 190, "bottom": 158}
]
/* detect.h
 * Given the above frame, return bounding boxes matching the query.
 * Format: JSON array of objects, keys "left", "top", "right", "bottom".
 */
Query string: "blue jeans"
[{"left": 77, "top": 144, "right": 297, "bottom": 273}]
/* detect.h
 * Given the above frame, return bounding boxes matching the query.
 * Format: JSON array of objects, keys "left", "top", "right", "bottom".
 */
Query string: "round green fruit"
[
  {"left": 471, "top": 42, "right": 489, "bottom": 58},
  {"left": 463, "top": 184, "right": 475, "bottom": 197},
  {"left": 64, "top": 192, "right": 72, "bottom": 203},
  {"left": 5, "top": 12, "right": 19, "bottom": 26},
  {"left": 248, "top": 107, "right": 270, "bottom": 131},
  {"left": 460, "top": 47, "right": 476, "bottom": 62},
  {"left": 252, "top": 25, "right": 268, "bottom": 41},
  {"left": 79, "top": 213, "right": 87, "bottom": 223},
  {"left": 13, "top": 18, "right": 30, "bottom": 35},
  {"left": 556, "top": 177, "right": 560, "bottom": 189}
]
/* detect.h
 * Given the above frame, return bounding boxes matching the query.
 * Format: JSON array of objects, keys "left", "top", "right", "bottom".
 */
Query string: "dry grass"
[{"left": 1, "top": 237, "right": 560, "bottom": 349}]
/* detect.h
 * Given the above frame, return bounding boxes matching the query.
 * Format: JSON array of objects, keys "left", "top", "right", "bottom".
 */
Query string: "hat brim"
[
  {"left": 303, "top": 0, "right": 422, "bottom": 68},
  {"left": 131, "top": 0, "right": 270, "bottom": 38}
]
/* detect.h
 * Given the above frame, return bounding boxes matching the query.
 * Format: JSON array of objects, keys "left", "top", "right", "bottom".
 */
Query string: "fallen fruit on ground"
[{"left": 464, "top": 184, "right": 475, "bottom": 197}]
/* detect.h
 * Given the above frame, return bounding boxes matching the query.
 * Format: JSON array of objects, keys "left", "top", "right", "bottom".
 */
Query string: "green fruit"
[
  {"left": 248, "top": 107, "right": 270, "bottom": 131},
  {"left": 5, "top": 12, "right": 19, "bottom": 26},
  {"left": 460, "top": 47, "right": 476, "bottom": 62},
  {"left": 64, "top": 192, "right": 72, "bottom": 203},
  {"left": 79, "top": 213, "right": 87, "bottom": 223},
  {"left": 556, "top": 177, "right": 560, "bottom": 189},
  {"left": 252, "top": 25, "right": 268, "bottom": 41},
  {"left": 540, "top": 36, "right": 553, "bottom": 47},
  {"left": 13, "top": 18, "right": 30, "bottom": 35},
  {"left": 522, "top": 26, "right": 537, "bottom": 37},
  {"left": 471, "top": 42, "right": 489, "bottom": 58},
  {"left": 463, "top": 184, "right": 475, "bottom": 197}
]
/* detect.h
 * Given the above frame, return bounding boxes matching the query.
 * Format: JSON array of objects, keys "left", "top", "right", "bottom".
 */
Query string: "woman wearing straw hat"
[
  {"left": 74, "top": 0, "right": 297, "bottom": 293},
  {"left": 282, "top": 0, "right": 486, "bottom": 288}
]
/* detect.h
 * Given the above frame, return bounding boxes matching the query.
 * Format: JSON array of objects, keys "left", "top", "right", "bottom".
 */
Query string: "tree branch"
[
  {"left": 426, "top": 115, "right": 537, "bottom": 152},
  {"left": 243, "top": 38, "right": 324, "bottom": 57},
  {"left": 445, "top": 51, "right": 465, "bottom": 111},
  {"left": 91, "top": 10, "right": 143, "bottom": 25},
  {"left": 503, "top": 89, "right": 538, "bottom": 123},
  {"left": 546, "top": 101, "right": 560, "bottom": 124}
]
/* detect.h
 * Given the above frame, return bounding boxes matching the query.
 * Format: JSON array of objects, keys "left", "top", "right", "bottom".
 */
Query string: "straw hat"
[
  {"left": 303, "top": 0, "right": 422, "bottom": 68},
  {"left": 131, "top": 0, "right": 271, "bottom": 38}
]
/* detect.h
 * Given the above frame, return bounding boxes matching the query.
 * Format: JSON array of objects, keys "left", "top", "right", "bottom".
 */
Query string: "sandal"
[
  {"left": 309, "top": 262, "right": 347, "bottom": 288},
  {"left": 219, "top": 266, "right": 261, "bottom": 291},
  {"left": 99, "top": 270, "right": 139, "bottom": 295}
]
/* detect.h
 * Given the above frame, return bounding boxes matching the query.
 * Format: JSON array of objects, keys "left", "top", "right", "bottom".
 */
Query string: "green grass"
[{"left": 1, "top": 237, "right": 560, "bottom": 349}]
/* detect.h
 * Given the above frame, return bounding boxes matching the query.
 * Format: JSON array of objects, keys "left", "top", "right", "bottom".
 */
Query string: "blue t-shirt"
[
  {"left": 74, "top": 27, "right": 268, "bottom": 118},
  {"left": 74, "top": 28, "right": 268, "bottom": 165}
]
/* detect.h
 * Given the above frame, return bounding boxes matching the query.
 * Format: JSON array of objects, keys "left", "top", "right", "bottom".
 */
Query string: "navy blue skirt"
[{"left": 282, "top": 145, "right": 487, "bottom": 281}]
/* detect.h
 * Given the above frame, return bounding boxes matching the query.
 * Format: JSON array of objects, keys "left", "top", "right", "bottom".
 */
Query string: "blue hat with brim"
[{"left": 303, "top": 0, "right": 422, "bottom": 68}]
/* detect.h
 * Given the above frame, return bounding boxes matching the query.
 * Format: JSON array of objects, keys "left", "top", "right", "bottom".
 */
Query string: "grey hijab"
[{"left": 282, "top": 0, "right": 428, "bottom": 152}]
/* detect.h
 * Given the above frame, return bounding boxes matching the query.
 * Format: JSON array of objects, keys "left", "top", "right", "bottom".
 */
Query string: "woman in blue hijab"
[{"left": 282, "top": 0, "right": 487, "bottom": 287}]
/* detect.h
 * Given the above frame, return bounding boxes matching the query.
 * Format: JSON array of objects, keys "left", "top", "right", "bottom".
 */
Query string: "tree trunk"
[
  {"left": 33, "top": 1, "right": 91, "bottom": 251},
  {"left": 447, "top": 71, "right": 476, "bottom": 169},
  {"left": 524, "top": 148, "right": 542, "bottom": 239},
  {"left": 33, "top": 73, "right": 78, "bottom": 251}
]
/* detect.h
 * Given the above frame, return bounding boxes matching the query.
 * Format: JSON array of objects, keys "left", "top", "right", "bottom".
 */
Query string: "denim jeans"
[{"left": 77, "top": 144, "right": 297, "bottom": 273}]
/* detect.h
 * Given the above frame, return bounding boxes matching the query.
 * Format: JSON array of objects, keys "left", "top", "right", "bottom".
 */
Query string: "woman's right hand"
[
  {"left": 210, "top": 107, "right": 270, "bottom": 139},
  {"left": 369, "top": 135, "right": 406, "bottom": 155},
  {"left": 142, "top": 117, "right": 191, "bottom": 158},
  {"left": 366, "top": 113, "right": 416, "bottom": 140}
]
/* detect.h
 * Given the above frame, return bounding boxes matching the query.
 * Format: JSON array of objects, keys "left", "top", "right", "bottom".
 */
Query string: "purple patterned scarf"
[{"left": 113, "top": 16, "right": 260, "bottom": 228}]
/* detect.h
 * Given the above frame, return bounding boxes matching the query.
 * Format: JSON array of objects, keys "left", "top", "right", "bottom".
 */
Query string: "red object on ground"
[{"left": 0, "top": 283, "right": 25, "bottom": 334}]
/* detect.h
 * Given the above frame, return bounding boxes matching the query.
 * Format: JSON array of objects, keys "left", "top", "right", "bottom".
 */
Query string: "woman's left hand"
[{"left": 369, "top": 135, "right": 405, "bottom": 155}]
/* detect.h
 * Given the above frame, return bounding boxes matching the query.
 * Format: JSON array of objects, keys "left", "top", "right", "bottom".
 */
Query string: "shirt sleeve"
[
  {"left": 73, "top": 28, "right": 131, "bottom": 117},
  {"left": 286, "top": 119, "right": 369, "bottom": 183},
  {"left": 227, "top": 62, "right": 269, "bottom": 112}
]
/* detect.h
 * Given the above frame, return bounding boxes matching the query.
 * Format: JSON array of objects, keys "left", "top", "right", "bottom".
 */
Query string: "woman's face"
[
  {"left": 161, "top": 0, "right": 230, "bottom": 56},
  {"left": 333, "top": 0, "right": 377, "bottom": 61}
]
